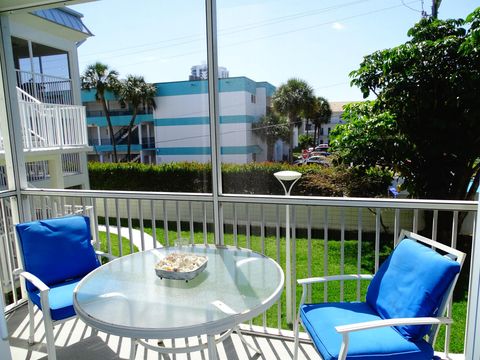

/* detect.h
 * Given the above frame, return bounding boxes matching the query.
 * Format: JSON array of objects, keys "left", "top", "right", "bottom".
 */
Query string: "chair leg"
[
  {"left": 293, "top": 315, "right": 301, "bottom": 360},
  {"left": 27, "top": 300, "right": 35, "bottom": 345},
  {"left": 43, "top": 315, "right": 57, "bottom": 360}
]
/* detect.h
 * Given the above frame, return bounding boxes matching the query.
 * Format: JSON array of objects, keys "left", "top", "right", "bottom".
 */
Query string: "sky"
[{"left": 72, "top": 0, "right": 479, "bottom": 102}]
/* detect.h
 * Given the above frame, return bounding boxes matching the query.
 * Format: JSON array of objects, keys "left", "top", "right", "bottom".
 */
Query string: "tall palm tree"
[
  {"left": 272, "top": 78, "right": 315, "bottom": 162},
  {"left": 81, "top": 62, "right": 120, "bottom": 162},
  {"left": 253, "top": 112, "right": 289, "bottom": 161},
  {"left": 118, "top": 75, "right": 157, "bottom": 161},
  {"left": 311, "top": 96, "right": 332, "bottom": 146}
]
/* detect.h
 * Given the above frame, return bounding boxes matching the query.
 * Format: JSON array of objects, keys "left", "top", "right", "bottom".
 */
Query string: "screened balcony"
[{"left": 1, "top": 1, "right": 480, "bottom": 360}]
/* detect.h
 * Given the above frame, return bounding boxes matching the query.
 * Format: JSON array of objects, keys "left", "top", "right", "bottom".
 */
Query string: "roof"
[
  {"left": 31, "top": 7, "right": 92, "bottom": 36},
  {"left": 329, "top": 101, "right": 352, "bottom": 112}
]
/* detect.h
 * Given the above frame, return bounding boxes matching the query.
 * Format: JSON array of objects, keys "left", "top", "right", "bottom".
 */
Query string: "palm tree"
[
  {"left": 81, "top": 62, "right": 120, "bottom": 162},
  {"left": 272, "top": 78, "right": 315, "bottom": 162},
  {"left": 311, "top": 96, "right": 332, "bottom": 146},
  {"left": 118, "top": 75, "right": 157, "bottom": 161},
  {"left": 253, "top": 112, "right": 289, "bottom": 161}
]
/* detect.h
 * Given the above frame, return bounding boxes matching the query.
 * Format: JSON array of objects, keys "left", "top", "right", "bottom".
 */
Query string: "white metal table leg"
[
  {"left": 207, "top": 335, "right": 218, "bottom": 360},
  {"left": 234, "top": 326, "right": 262, "bottom": 354},
  {"left": 130, "top": 338, "right": 138, "bottom": 360}
]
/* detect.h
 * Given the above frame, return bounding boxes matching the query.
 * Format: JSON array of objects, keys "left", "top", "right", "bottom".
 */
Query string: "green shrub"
[{"left": 88, "top": 161, "right": 391, "bottom": 197}]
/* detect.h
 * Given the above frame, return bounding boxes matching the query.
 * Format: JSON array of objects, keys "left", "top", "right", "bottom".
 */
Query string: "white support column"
[
  {"left": 97, "top": 126, "right": 101, "bottom": 145},
  {"left": 206, "top": 0, "right": 224, "bottom": 245},
  {"left": 0, "top": 15, "right": 29, "bottom": 221},
  {"left": 139, "top": 124, "right": 144, "bottom": 163},
  {"left": 465, "top": 201, "right": 480, "bottom": 359},
  {"left": 48, "top": 154, "right": 65, "bottom": 189}
]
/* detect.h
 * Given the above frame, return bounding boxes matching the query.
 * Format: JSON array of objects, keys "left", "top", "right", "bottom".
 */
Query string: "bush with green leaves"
[{"left": 88, "top": 161, "right": 391, "bottom": 197}]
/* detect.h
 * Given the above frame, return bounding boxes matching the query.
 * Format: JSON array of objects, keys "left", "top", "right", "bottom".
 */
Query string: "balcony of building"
[{"left": 0, "top": 188, "right": 477, "bottom": 359}]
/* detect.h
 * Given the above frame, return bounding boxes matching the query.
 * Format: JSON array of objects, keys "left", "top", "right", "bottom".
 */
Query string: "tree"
[
  {"left": 118, "top": 75, "right": 157, "bottom": 161},
  {"left": 252, "top": 113, "right": 289, "bottom": 161},
  {"left": 310, "top": 96, "right": 332, "bottom": 146},
  {"left": 334, "top": 10, "right": 480, "bottom": 202},
  {"left": 272, "top": 78, "right": 315, "bottom": 162},
  {"left": 81, "top": 62, "right": 120, "bottom": 162}
]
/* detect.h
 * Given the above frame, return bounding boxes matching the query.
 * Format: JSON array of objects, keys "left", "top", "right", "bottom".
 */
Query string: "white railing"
[
  {"left": 0, "top": 188, "right": 476, "bottom": 356},
  {"left": 15, "top": 70, "right": 73, "bottom": 105},
  {"left": 61, "top": 153, "right": 82, "bottom": 176},
  {"left": 13, "top": 88, "right": 88, "bottom": 150}
]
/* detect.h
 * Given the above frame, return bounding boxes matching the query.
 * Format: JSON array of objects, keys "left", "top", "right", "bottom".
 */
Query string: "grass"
[
  {"left": 105, "top": 223, "right": 465, "bottom": 353},
  {"left": 97, "top": 231, "right": 139, "bottom": 258}
]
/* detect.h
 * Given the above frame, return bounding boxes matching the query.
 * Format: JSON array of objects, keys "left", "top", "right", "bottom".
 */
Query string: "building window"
[
  {"left": 328, "top": 127, "right": 331, "bottom": 134},
  {"left": 251, "top": 94, "right": 256, "bottom": 103},
  {"left": 320, "top": 128, "right": 324, "bottom": 135}
]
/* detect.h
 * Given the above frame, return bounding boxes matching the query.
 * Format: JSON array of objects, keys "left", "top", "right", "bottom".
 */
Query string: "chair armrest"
[
  {"left": 335, "top": 317, "right": 452, "bottom": 334},
  {"left": 95, "top": 250, "right": 117, "bottom": 261},
  {"left": 14, "top": 269, "right": 49, "bottom": 293},
  {"left": 298, "top": 274, "right": 374, "bottom": 286}
]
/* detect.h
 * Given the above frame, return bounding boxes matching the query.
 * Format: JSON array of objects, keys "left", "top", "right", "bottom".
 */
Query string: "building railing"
[
  {"left": 10, "top": 88, "right": 88, "bottom": 150},
  {"left": 15, "top": 69, "right": 73, "bottom": 105},
  {"left": 61, "top": 153, "right": 82, "bottom": 176},
  {"left": 0, "top": 188, "right": 476, "bottom": 356}
]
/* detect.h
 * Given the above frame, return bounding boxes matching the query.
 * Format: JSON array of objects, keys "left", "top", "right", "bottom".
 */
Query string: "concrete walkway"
[{"left": 98, "top": 225, "right": 162, "bottom": 251}]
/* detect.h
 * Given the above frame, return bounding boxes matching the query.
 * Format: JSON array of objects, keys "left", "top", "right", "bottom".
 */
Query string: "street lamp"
[{"left": 274, "top": 170, "right": 302, "bottom": 324}]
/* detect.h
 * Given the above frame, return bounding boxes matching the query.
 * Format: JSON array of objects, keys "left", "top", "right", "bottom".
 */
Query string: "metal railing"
[
  {"left": 61, "top": 153, "right": 82, "bottom": 176},
  {"left": 15, "top": 70, "right": 73, "bottom": 105},
  {"left": 0, "top": 188, "right": 476, "bottom": 356},
  {"left": 12, "top": 88, "right": 88, "bottom": 150}
]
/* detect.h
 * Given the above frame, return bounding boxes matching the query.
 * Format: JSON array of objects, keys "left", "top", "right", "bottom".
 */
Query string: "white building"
[
  {"left": 317, "top": 101, "right": 351, "bottom": 145},
  {"left": 84, "top": 77, "right": 284, "bottom": 164},
  {"left": 0, "top": 6, "right": 91, "bottom": 190},
  {"left": 189, "top": 63, "right": 229, "bottom": 80}
]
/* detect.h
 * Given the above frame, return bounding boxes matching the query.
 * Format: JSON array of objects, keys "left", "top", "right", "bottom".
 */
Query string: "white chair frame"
[
  {"left": 14, "top": 250, "right": 115, "bottom": 360},
  {"left": 293, "top": 230, "right": 466, "bottom": 360}
]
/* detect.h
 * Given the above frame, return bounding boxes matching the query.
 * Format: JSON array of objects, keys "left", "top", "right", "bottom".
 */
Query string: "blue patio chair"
[
  {"left": 293, "top": 230, "right": 465, "bottom": 360},
  {"left": 14, "top": 215, "right": 112, "bottom": 360}
]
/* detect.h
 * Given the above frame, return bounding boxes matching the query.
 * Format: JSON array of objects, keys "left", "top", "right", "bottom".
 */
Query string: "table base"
[{"left": 129, "top": 326, "right": 261, "bottom": 360}]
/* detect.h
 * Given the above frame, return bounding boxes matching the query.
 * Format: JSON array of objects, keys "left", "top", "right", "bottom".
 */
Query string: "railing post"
[{"left": 465, "top": 201, "right": 480, "bottom": 359}]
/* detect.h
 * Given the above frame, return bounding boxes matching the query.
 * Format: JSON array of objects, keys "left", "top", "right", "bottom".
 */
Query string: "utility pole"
[{"left": 431, "top": 0, "right": 441, "bottom": 19}]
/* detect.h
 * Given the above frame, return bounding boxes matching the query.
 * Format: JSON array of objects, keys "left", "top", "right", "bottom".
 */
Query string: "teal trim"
[
  {"left": 82, "top": 78, "right": 276, "bottom": 101},
  {"left": 94, "top": 144, "right": 143, "bottom": 152},
  {"left": 154, "top": 115, "right": 257, "bottom": 126},
  {"left": 156, "top": 145, "right": 262, "bottom": 156},
  {"left": 157, "top": 147, "right": 210, "bottom": 155},
  {"left": 154, "top": 117, "right": 209, "bottom": 126},
  {"left": 256, "top": 82, "right": 276, "bottom": 97},
  {"left": 155, "top": 77, "right": 264, "bottom": 97},
  {"left": 81, "top": 89, "right": 116, "bottom": 102},
  {"left": 87, "top": 114, "right": 153, "bottom": 126}
]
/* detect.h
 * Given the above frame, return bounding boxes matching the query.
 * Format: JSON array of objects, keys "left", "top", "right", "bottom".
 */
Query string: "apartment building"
[{"left": 84, "top": 77, "right": 284, "bottom": 164}]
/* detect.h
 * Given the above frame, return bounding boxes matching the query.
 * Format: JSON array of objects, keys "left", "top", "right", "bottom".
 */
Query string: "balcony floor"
[{"left": 6, "top": 303, "right": 464, "bottom": 360}]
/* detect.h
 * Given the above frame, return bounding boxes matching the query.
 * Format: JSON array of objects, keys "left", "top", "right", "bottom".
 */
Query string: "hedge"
[{"left": 88, "top": 161, "right": 391, "bottom": 197}]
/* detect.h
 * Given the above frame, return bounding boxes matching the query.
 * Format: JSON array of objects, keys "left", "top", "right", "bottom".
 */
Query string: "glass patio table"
[{"left": 73, "top": 245, "right": 284, "bottom": 359}]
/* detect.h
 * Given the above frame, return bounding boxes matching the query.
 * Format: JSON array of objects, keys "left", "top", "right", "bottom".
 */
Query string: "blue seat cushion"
[
  {"left": 300, "top": 302, "right": 433, "bottom": 360},
  {"left": 16, "top": 216, "right": 100, "bottom": 293},
  {"left": 366, "top": 238, "right": 460, "bottom": 340},
  {"left": 28, "top": 278, "right": 81, "bottom": 321}
]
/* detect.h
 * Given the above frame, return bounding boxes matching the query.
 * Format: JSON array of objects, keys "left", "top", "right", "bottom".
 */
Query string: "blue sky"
[{"left": 72, "top": 0, "right": 479, "bottom": 101}]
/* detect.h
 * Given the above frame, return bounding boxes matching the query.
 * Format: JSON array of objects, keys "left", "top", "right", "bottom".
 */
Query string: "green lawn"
[{"left": 116, "top": 225, "right": 466, "bottom": 353}]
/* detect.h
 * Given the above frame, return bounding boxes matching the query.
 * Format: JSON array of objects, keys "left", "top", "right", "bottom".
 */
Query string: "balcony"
[
  {"left": 0, "top": 188, "right": 477, "bottom": 359},
  {"left": 8, "top": 88, "right": 89, "bottom": 152}
]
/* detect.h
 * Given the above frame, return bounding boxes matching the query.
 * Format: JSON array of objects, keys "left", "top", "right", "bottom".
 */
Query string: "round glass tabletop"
[{"left": 73, "top": 245, "right": 284, "bottom": 339}]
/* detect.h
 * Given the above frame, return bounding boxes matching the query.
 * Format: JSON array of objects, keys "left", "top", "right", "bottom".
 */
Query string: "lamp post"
[{"left": 274, "top": 170, "right": 302, "bottom": 324}]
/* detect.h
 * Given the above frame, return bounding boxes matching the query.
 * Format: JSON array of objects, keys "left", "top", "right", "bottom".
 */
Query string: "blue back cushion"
[
  {"left": 16, "top": 216, "right": 100, "bottom": 293},
  {"left": 366, "top": 238, "right": 460, "bottom": 340}
]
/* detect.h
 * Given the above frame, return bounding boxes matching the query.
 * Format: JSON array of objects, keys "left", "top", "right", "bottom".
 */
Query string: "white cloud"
[{"left": 332, "top": 22, "right": 345, "bottom": 31}]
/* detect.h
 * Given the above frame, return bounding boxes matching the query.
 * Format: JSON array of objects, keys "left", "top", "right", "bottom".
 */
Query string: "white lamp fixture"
[{"left": 274, "top": 170, "right": 302, "bottom": 324}]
